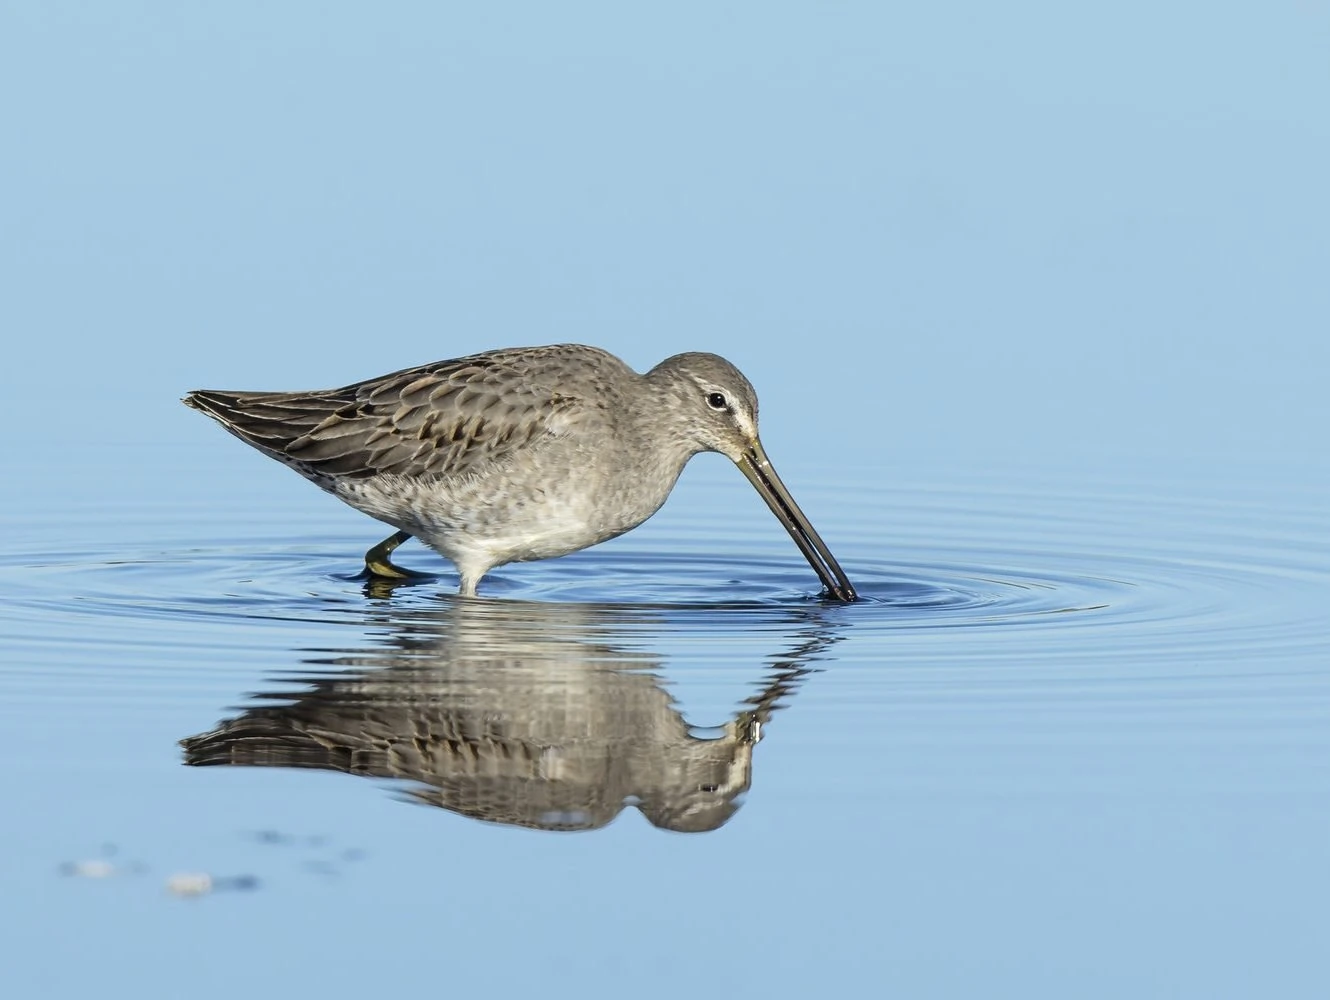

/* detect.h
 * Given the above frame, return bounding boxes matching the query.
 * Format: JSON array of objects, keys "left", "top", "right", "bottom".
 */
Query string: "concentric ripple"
[{"left": 1, "top": 468, "right": 1326, "bottom": 672}]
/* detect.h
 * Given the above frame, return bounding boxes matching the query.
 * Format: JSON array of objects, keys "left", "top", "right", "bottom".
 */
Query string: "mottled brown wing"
[{"left": 184, "top": 352, "right": 585, "bottom": 481}]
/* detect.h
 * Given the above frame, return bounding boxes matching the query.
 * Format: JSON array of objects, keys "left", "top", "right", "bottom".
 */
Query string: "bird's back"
[{"left": 183, "top": 344, "right": 632, "bottom": 488}]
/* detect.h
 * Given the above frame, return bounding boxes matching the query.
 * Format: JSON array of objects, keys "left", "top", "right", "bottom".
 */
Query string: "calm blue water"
[
  {"left": 3, "top": 4, "right": 1328, "bottom": 998},
  {"left": 4, "top": 449, "right": 1328, "bottom": 996}
]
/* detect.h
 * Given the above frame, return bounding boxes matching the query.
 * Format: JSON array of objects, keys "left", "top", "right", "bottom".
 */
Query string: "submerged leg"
[
  {"left": 453, "top": 558, "right": 485, "bottom": 598},
  {"left": 364, "top": 529, "right": 418, "bottom": 579}
]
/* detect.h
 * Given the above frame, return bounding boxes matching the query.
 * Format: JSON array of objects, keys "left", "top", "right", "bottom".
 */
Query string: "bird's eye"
[{"left": 706, "top": 392, "right": 728, "bottom": 411}]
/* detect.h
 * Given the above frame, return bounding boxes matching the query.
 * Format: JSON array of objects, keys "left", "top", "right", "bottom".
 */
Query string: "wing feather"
[{"left": 184, "top": 350, "right": 588, "bottom": 483}]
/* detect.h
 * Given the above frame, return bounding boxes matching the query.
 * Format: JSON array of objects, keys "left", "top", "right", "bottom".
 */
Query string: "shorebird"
[{"left": 183, "top": 344, "right": 856, "bottom": 601}]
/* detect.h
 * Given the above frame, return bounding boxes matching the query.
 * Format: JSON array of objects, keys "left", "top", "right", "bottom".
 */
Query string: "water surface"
[{"left": 4, "top": 451, "right": 1328, "bottom": 997}]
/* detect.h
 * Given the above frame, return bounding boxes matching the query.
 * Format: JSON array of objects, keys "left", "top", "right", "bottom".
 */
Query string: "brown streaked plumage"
[{"left": 183, "top": 344, "right": 856, "bottom": 601}]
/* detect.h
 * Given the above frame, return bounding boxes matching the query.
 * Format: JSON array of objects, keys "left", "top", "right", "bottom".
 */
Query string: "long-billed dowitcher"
[{"left": 183, "top": 344, "right": 857, "bottom": 601}]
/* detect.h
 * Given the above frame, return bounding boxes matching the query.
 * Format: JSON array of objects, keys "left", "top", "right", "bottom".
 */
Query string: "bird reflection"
[{"left": 181, "top": 598, "right": 839, "bottom": 833}]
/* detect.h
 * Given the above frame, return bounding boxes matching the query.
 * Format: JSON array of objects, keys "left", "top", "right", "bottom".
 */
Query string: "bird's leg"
[
  {"left": 364, "top": 530, "right": 418, "bottom": 579},
  {"left": 454, "top": 560, "right": 483, "bottom": 598}
]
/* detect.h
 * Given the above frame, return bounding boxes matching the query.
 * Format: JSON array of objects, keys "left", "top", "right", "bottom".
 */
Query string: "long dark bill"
[{"left": 737, "top": 441, "right": 858, "bottom": 603}]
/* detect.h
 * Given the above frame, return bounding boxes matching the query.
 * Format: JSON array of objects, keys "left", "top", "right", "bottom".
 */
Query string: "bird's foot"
[{"left": 363, "top": 530, "right": 425, "bottom": 580}]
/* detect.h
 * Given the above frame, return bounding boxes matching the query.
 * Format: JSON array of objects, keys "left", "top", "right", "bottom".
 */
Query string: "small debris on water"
[
  {"left": 61, "top": 831, "right": 360, "bottom": 899},
  {"left": 167, "top": 872, "right": 213, "bottom": 897},
  {"left": 166, "top": 873, "right": 261, "bottom": 898},
  {"left": 61, "top": 859, "right": 117, "bottom": 879},
  {"left": 58, "top": 843, "right": 146, "bottom": 879}
]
